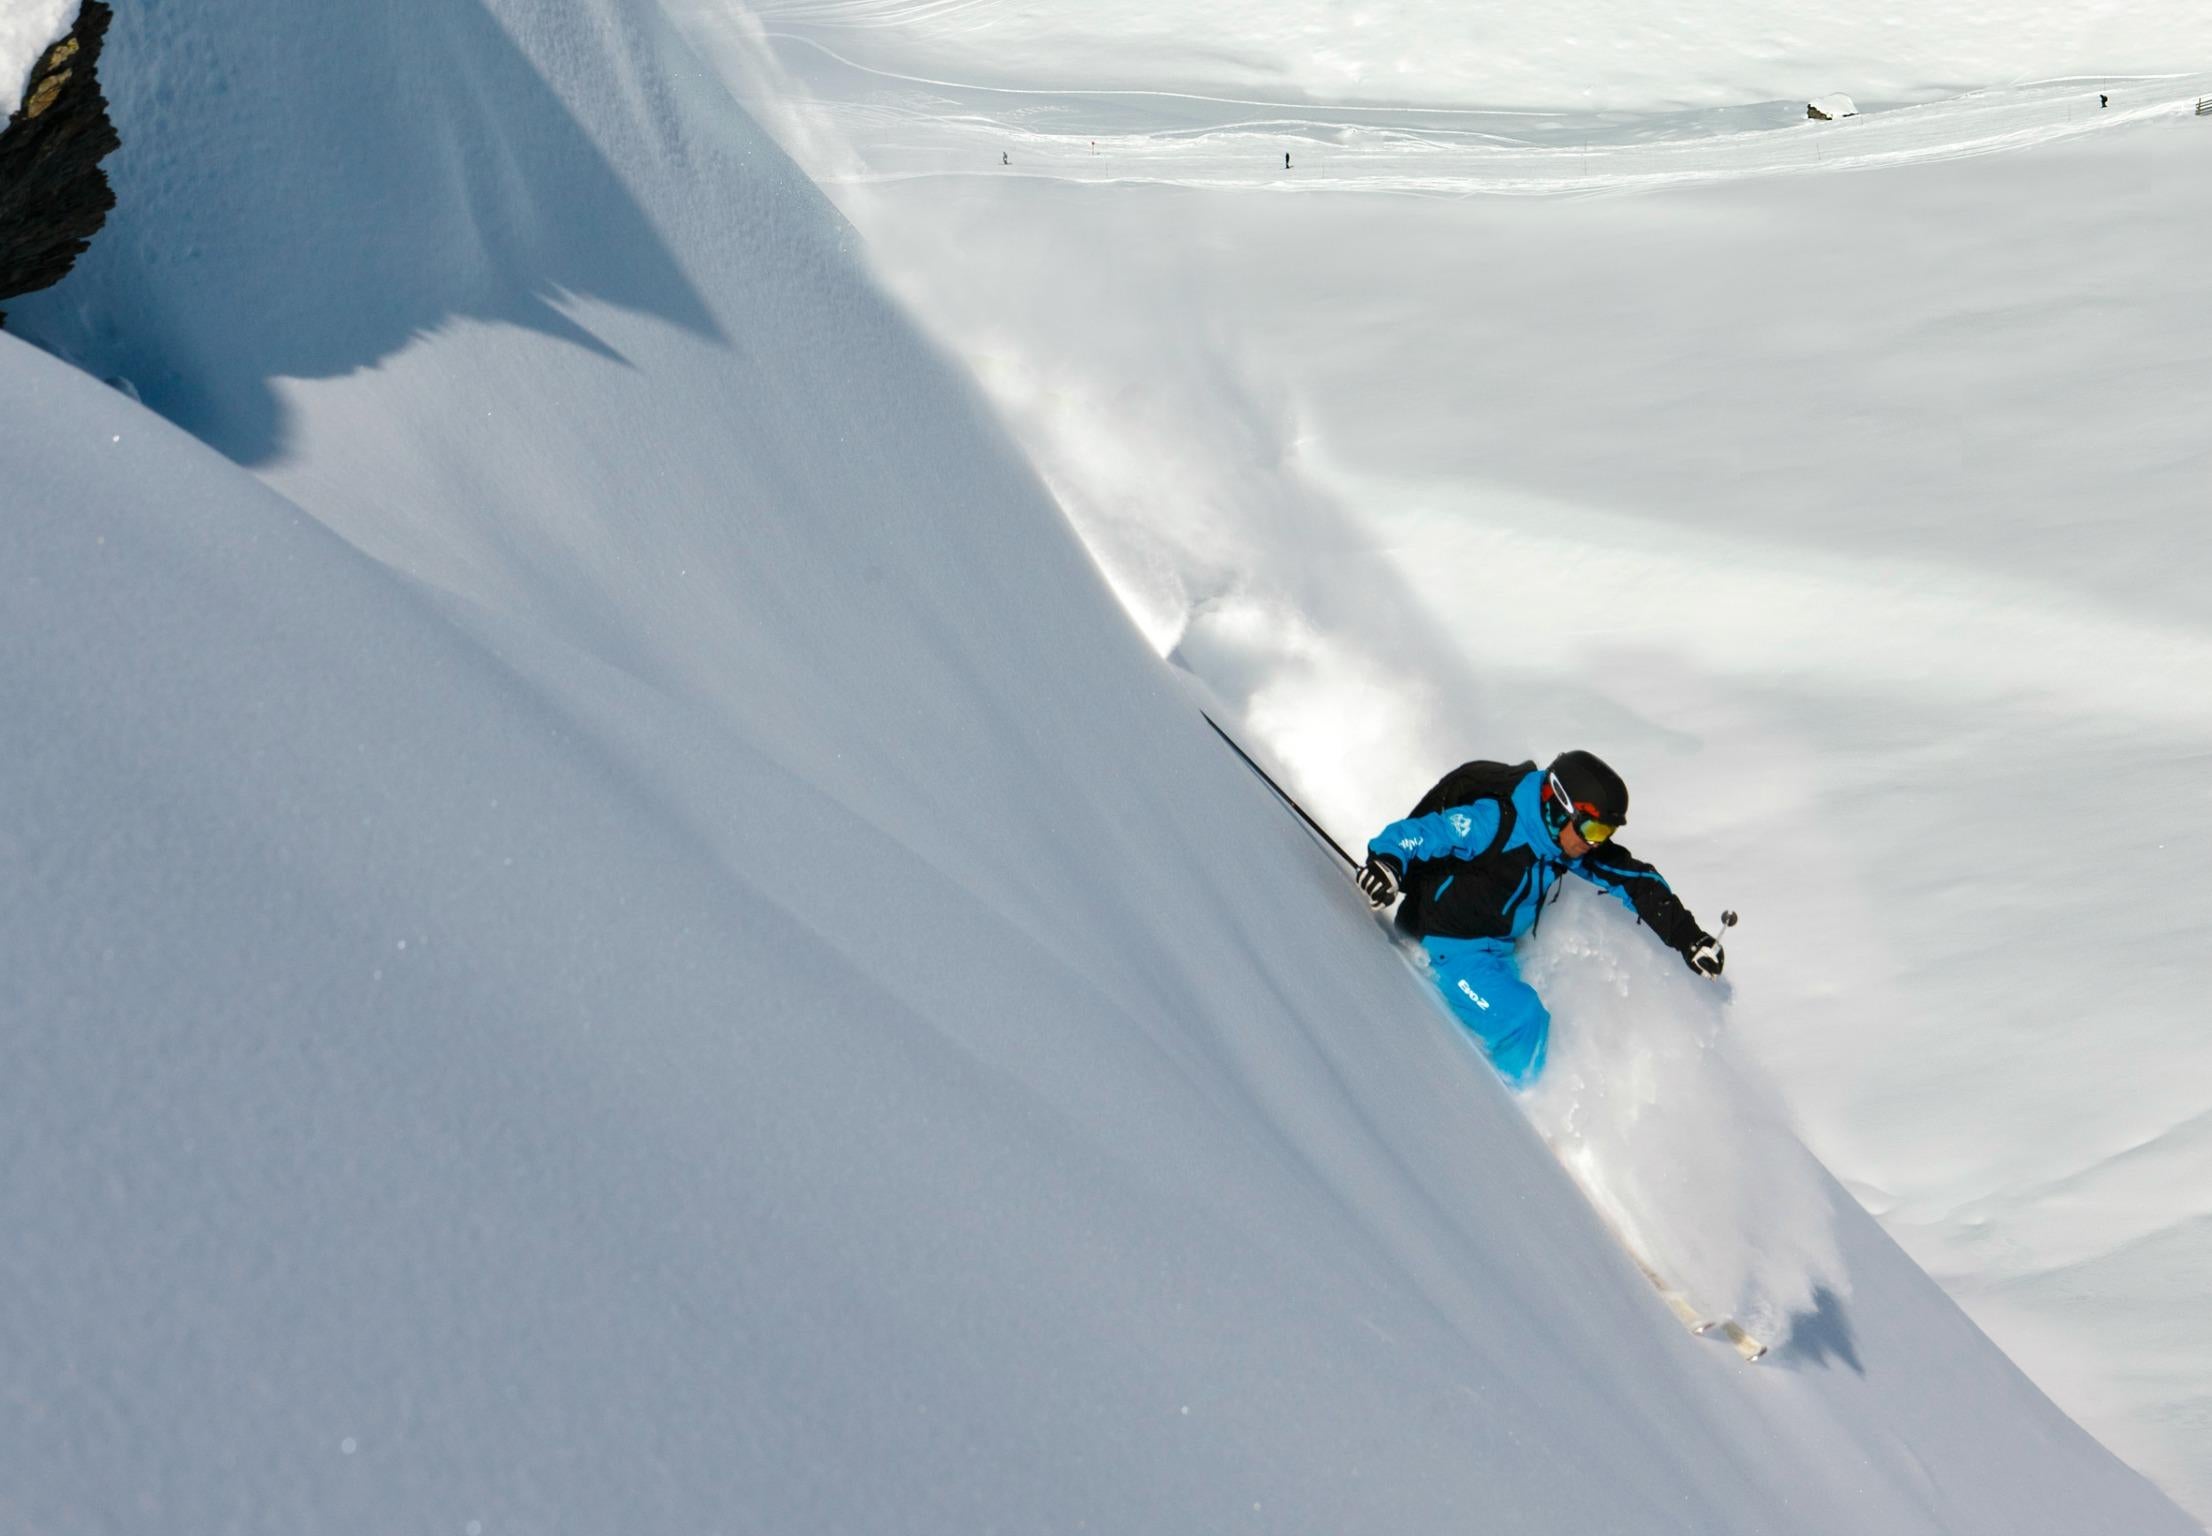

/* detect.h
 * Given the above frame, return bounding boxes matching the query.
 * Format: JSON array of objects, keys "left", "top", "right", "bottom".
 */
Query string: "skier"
[{"left": 1357, "top": 750, "right": 1724, "bottom": 1086}]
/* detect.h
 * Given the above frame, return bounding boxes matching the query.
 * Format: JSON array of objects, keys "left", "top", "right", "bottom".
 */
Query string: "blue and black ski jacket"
[{"left": 1367, "top": 764, "right": 1703, "bottom": 956}]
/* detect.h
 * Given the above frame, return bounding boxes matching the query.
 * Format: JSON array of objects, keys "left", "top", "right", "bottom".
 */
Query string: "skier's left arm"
[{"left": 1571, "top": 842, "right": 1721, "bottom": 975}]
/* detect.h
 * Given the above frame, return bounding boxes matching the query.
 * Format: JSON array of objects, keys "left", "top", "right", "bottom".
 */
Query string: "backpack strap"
[{"left": 1485, "top": 791, "right": 1520, "bottom": 858}]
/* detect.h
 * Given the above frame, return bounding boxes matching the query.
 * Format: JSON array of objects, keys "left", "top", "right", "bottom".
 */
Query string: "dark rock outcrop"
[{"left": 0, "top": 1, "right": 119, "bottom": 328}]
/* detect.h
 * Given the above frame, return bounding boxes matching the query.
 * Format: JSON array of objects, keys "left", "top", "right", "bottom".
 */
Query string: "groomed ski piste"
[
  {"left": 3, "top": 0, "right": 2207, "bottom": 1532},
  {"left": 758, "top": 42, "right": 2212, "bottom": 198}
]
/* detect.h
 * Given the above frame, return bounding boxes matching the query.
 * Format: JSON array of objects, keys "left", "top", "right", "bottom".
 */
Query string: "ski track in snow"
[{"left": 761, "top": 38, "right": 2212, "bottom": 199}]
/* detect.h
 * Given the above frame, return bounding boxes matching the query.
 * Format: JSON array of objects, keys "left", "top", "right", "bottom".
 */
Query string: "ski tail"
[{"left": 1695, "top": 1318, "right": 1769, "bottom": 1363}]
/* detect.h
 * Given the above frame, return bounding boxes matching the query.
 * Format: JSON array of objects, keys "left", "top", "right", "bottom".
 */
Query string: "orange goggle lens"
[{"left": 1575, "top": 816, "right": 1617, "bottom": 845}]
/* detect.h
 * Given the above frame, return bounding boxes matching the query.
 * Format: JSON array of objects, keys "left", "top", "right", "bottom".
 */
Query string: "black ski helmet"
[{"left": 1544, "top": 750, "right": 1629, "bottom": 827}]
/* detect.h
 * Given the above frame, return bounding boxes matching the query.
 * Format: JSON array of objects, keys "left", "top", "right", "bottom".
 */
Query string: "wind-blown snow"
[
  {"left": 1520, "top": 889, "right": 1843, "bottom": 1345},
  {"left": 0, "top": 0, "right": 76, "bottom": 115},
  {"left": 3, "top": 0, "right": 2204, "bottom": 1530}
]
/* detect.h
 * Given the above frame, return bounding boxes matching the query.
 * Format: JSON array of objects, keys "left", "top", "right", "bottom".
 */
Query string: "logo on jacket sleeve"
[{"left": 1449, "top": 812, "right": 1473, "bottom": 837}]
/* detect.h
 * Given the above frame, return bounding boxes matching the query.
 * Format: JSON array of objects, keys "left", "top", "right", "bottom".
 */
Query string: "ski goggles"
[{"left": 1547, "top": 773, "right": 1619, "bottom": 845}]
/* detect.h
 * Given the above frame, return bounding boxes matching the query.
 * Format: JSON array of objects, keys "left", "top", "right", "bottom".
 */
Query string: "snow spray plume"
[{"left": 1521, "top": 887, "right": 1840, "bottom": 1343}]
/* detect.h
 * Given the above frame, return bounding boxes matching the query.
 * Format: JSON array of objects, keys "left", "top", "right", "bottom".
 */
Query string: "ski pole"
[{"left": 1201, "top": 712, "right": 1360, "bottom": 872}]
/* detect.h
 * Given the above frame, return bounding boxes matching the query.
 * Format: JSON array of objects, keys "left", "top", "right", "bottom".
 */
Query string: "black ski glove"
[
  {"left": 1684, "top": 933, "right": 1725, "bottom": 978},
  {"left": 1357, "top": 854, "right": 1403, "bottom": 909}
]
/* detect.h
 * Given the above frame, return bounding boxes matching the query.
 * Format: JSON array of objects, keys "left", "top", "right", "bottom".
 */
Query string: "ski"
[
  {"left": 1628, "top": 1246, "right": 1768, "bottom": 1363},
  {"left": 1584, "top": 1183, "right": 1767, "bottom": 1363},
  {"left": 1700, "top": 1318, "right": 1769, "bottom": 1364}
]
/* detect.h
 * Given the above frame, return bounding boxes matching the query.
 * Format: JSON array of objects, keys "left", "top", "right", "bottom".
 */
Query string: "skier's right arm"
[{"left": 1366, "top": 799, "right": 1505, "bottom": 870}]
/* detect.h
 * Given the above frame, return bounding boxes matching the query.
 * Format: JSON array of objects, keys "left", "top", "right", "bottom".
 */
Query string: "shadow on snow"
[
  {"left": 1775, "top": 1286, "right": 1864, "bottom": 1375},
  {"left": 12, "top": 0, "right": 724, "bottom": 464}
]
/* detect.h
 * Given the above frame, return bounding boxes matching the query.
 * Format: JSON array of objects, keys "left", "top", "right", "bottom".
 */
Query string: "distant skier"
[
  {"left": 2099, "top": 93, "right": 2109, "bottom": 108},
  {"left": 1285, "top": 151, "right": 1293, "bottom": 169},
  {"left": 1358, "top": 751, "right": 1724, "bottom": 1086}
]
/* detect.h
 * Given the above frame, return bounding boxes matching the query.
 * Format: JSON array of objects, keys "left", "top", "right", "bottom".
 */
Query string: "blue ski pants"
[{"left": 1422, "top": 936, "right": 1551, "bottom": 1087}]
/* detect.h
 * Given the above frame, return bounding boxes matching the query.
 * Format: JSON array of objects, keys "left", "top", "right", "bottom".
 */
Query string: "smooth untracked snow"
[
  {"left": 0, "top": 0, "right": 76, "bottom": 115},
  {"left": 2, "top": 0, "right": 2202, "bottom": 1531},
  {"left": 736, "top": 6, "right": 2212, "bottom": 1519}
]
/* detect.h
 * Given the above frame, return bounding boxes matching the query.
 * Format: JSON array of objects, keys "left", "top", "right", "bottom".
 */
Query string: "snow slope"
[
  {"left": 731, "top": 7, "right": 2212, "bottom": 1520},
  {"left": 3, "top": 0, "right": 2201, "bottom": 1530},
  {"left": 747, "top": 0, "right": 2212, "bottom": 111}
]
